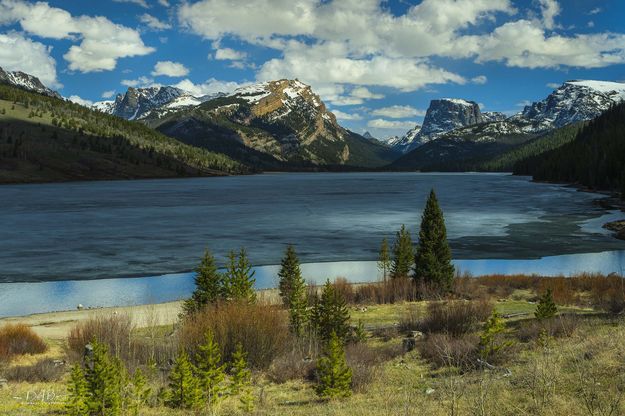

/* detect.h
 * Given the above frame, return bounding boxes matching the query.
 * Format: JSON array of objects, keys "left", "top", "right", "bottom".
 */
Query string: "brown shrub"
[
  {"left": 588, "top": 275, "right": 625, "bottom": 313},
  {"left": 345, "top": 343, "right": 381, "bottom": 392},
  {"left": 516, "top": 314, "right": 580, "bottom": 343},
  {"left": 419, "top": 300, "right": 492, "bottom": 337},
  {"left": 333, "top": 277, "right": 355, "bottom": 304},
  {"left": 5, "top": 358, "right": 65, "bottom": 382},
  {"left": 67, "top": 313, "right": 134, "bottom": 360},
  {"left": 398, "top": 304, "right": 422, "bottom": 332},
  {"left": 355, "top": 278, "right": 418, "bottom": 304},
  {"left": 0, "top": 324, "right": 47, "bottom": 360},
  {"left": 179, "top": 301, "right": 291, "bottom": 369},
  {"left": 419, "top": 333, "right": 479, "bottom": 369}
]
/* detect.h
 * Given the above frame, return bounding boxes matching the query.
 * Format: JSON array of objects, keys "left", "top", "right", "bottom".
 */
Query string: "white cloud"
[
  {"left": 0, "top": 32, "right": 60, "bottom": 88},
  {"left": 331, "top": 110, "right": 362, "bottom": 121},
  {"left": 139, "top": 13, "right": 171, "bottom": 30},
  {"left": 68, "top": 95, "right": 93, "bottom": 107},
  {"left": 158, "top": 0, "right": 170, "bottom": 6},
  {"left": 101, "top": 90, "right": 115, "bottom": 99},
  {"left": 471, "top": 75, "right": 488, "bottom": 84},
  {"left": 112, "top": 0, "right": 149, "bottom": 8},
  {"left": 588, "top": 7, "right": 602, "bottom": 15},
  {"left": 121, "top": 76, "right": 156, "bottom": 88},
  {"left": 350, "top": 87, "right": 383, "bottom": 100},
  {"left": 214, "top": 47, "right": 247, "bottom": 61},
  {"left": 538, "top": 0, "right": 561, "bottom": 30},
  {"left": 0, "top": 1, "right": 154, "bottom": 72},
  {"left": 546, "top": 82, "right": 561, "bottom": 89},
  {"left": 367, "top": 119, "right": 417, "bottom": 129},
  {"left": 151, "top": 60, "right": 189, "bottom": 77},
  {"left": 370, "top": 105, "right": 426, "bottom": 119},
  {"left": 173, "top": 78, "right": 246, "bottom": 96}
]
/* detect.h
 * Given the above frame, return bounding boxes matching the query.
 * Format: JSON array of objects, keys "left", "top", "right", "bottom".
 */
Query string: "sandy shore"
[
  {"left": 0, "top": 301, "right": 184, "bottom": 340},
  {"left": 0, "top": 289, "right": 282, "bottom": 340}
]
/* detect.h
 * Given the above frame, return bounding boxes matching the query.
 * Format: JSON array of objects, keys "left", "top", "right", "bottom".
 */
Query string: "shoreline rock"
[{"left": 603, "top": 220, "right": 625, "bottom": 241}]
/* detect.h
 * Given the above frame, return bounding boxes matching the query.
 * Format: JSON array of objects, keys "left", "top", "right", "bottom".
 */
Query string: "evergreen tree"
[
  {"left": 223, "top": 248, "right": 256, "bottom": 303},
  {"left": 315, "top": 331, "right": 352, "bottom": 399},
  {"left": 391, "top": 225, "right": 413, "bottom": 279},
  {"left": 229, "top": 343, "right": 254, "bottom": 412},
  {"left": 479, "top": 310, "right": 512, "bottom": 361},
  {"left": 127, "top": 368, "right": 151, "bottom": 416},
  {"left": 166, "top": 350, "right": 202, "bottom": 410},
  {"left": 535, "top": 289, "right": 558, "bottom": 320},
  {"left": 311, "top": 280, "right": 351, "bottom": 342},
  {"left": 414, "top": 189, "right": 455, "bottom": 292},
  {"left": 196, "top": 331, "right": 227, "bottom": 407},
  {"left": 183, "top": 249, "right": 223, "bottom": 315},
  {"left": 377, "top": 238, "right": 392, "bottom": 282},
  {"left": 65, "top": 364, "right": 89, "bottom": 416},
  {"left": 278, "top": 245, "right": 308, "bottom": 336},
  {"left": 84, "top": 340, "right": 125, "bottom": 416}
]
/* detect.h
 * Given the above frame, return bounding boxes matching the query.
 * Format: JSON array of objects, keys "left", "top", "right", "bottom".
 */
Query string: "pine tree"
[
  {"left": 414, "top": 189, "right": 455, "bottom": 292},
  {"left": 278, "top": 245, "right": 308, "bottom": 336},
  {"left": 315, "top": 331, "right": 352, "bottom": 399},
  {"left": 84, "top": 340, "right": 125, "bottom": 415},
  {"left": 166, "top": 350, "right": 202, "bottom": 410},
  {"left": 479, "top": 310, "right": 512, "bottom": 361},
  {"left": 229, "top": 343, "right": 254, "bottom": 412},
  {"left": 183, "top": 249, "right": 223, "bottom": 315},
  {"left": 311, "top": 280, "right": 351, "bottom": 342},
  {"left": 65, "top": 364, "right": 89, "bottom": 416},
  {"left": 377, "top": 238, "right": 392, "bottom": 283},
  {"left": 391, "top": 225, "right": 413, "bottom": 279},
  {"left": 223, "top": 248, "right": 256, "bottom": 303},
  {"left": 196, "top": 331, "right": 226, "bottom": 407},
  {"left": 535, "top": 289, "right": 558, "bottom": 320},
  {"left": 127, "top": 368, "right": 151, "bottom": 416}
]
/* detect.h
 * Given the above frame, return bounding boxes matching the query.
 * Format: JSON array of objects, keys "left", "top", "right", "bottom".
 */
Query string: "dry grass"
[{"left": 0, "top": 324, "right": 47, "bottom": 361}]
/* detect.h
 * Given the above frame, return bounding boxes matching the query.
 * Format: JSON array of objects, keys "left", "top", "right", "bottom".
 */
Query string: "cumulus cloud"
[
  {"left": 172, "top": 78, "right": 246, "bottom": 96},
  {"left": 331, "top": 110, "right": 362, "bottom": 121},
  {"left": 538, "top": 0, "right": 561, "bottom": 30},
  {"left": 0, "top": 0, "right": 154, "bottom": 72},
  {"left": 367, "top": 119, "right": 417, "bottom": 129},
  {"left": 471, "top": 75, "right": 488, "bottom": 84},
  {"left": 139, "top": 13, "right": 171, "bottom": 30},
  {"left": 158, "top": 0, "right": 170, "bottom": 6},
  {"left": 68, "top": 95, "right": 93, "bottom": 107},
  {"left": 370, "top": 105, "right": 426, "bottom": 119},
  {"left": 0, "top": 32, "right": 60, "bottom": 88},
  {"left": 121, "top": 76, "right": 156, "bottom": 88},
  {"left": 214, "top": 47, "right": 247, "bottom": 61},
  {"left": 151, "top": 60, "right": 189, "bottom": 77},
  {"left": 101, "top": 90, "right": 116, "bottom": 99}
]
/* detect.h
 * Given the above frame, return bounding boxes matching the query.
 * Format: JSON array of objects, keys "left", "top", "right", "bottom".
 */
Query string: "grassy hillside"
[
  {"left": 0, "top": 84, "right": 248, "bottom": 184},
  {"left": 2, "top": 274, "right": 625, "bottom": 415}
]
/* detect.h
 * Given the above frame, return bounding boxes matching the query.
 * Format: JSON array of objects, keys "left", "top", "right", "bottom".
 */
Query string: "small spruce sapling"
[
  {"left": 535, "top": 289, "right": 558, "bottom": 320},
  {"left": 315, "top": 331, "right": 352, "bottom": 399}
]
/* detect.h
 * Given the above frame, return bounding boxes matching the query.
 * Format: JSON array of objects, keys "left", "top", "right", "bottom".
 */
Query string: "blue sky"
[{"left": 1, "top": 0, "right": 625, "bottom": 139}]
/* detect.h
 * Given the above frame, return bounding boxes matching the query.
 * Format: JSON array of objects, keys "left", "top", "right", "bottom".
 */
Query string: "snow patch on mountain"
[{"left": 0, "top": 66, "right": 61, "bottom": 99}]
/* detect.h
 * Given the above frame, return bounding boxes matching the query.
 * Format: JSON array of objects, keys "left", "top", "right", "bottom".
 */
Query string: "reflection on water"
[{"left": 2, "top": 250, "right": 624, "bottom": 317}]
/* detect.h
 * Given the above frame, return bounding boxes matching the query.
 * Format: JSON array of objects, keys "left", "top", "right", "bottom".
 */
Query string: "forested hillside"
[
  {"left": 479, "top": 122, "right": 584, "bottom": 171},
  {"left": 514, "top": 102, "right": 625, "bottom": 196},
  {"left": 0, "top": 84, "right": 247, "bottom": 184}
]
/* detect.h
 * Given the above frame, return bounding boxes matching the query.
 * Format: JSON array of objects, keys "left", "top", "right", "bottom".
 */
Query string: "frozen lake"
[{"left": 0, "top": 172, "right": 624, "bottom": 316}]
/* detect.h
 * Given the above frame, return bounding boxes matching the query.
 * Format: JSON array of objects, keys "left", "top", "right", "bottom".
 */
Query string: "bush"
[
  {"left": 67, "top": 313, "right": 176, "bottom": 369},
  {"left": 516, "top": 315, "right": 580, "bottom": 343},
  {"left": 419, "top": 333, "right": 479, "bottom": 369},
  {"left": 267, "top": 347, "right": 316, "bottom": 384},
  {"left": 345, "top": 343, "right": 382, "bottom": 393},
  {"left": 5, "top": 358, "right": 64, "bottom": 382},
  {"left": 354, "top": 278, "right": 417, "bottom": 304},
  {"left": 0, "top": 324, "right": 47, "bottom": 360},
  {"left": 419, "top": 301, "right": 492, "bottom": 337},
  {"left": 179, "top": 301, "right": 291, "bottom": 369}
]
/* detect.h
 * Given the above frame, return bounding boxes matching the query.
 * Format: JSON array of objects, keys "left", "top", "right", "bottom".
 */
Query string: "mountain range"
[{"left": 1, "top": 64, "right": 624, "bottom": 180}]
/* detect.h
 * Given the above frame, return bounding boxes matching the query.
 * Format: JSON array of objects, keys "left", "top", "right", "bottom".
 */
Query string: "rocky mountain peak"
[
  {"left": 0, "top": 66, "right": 61, "bottom": 99},
  {"left": 514, "top": 80, "right": 625, "bottom": 133}
]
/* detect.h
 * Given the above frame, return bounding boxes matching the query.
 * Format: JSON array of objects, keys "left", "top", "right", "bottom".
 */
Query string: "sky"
[{"left": 1, "top": 0, "right": 625, "bottom": 139}]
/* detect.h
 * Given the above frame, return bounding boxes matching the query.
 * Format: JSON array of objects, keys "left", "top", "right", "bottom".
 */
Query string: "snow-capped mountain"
[
  {"left": 482, "top": 111, "right": 507, "bottom": 123},
  {"left": 512, "top": 80, "right": 625, "bottom": 132},
  {"left": 393, "top": 98, "right": 483, "bottom": 153},
  {"left": 144, "top": 79, "right": 396, "bottom": 167},
  {"left": 92, "top": 86, "right": 217, "bottom": 120},
  {"left": 0, "top": 66, "right": 61, "bottom": 99}
]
